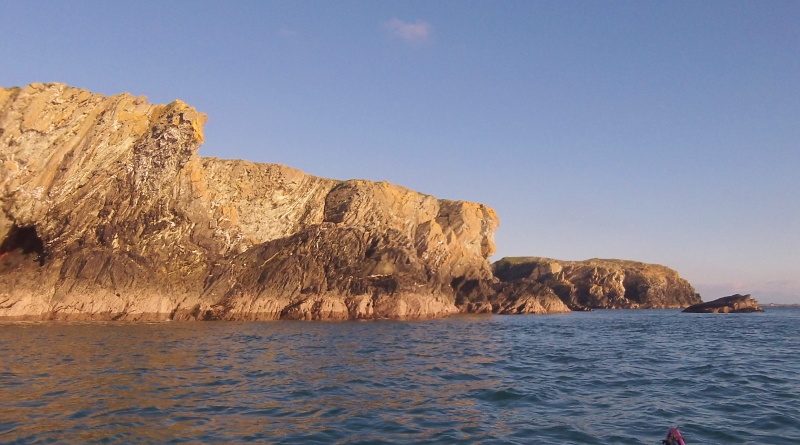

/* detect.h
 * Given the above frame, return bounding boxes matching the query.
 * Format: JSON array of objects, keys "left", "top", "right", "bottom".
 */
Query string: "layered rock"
[
  {"left": 491, "top": 257, "right": 701, "bottom": 309},
  {"left": 0, "top": 83, "right": 706, "bottom": 321},
  {"left": 0, "top": 83, "right": 498, "bottom": 320},
  {"left": 683, "top": 294, "right": 764, "bottom": 313},
  {"left": 452, "top": 276, "right": 571, "bottom": 315}
]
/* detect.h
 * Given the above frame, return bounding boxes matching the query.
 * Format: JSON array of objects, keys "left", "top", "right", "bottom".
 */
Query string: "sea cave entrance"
[{"left": 0, "top": 225, "right": 46, "bottom": 266}]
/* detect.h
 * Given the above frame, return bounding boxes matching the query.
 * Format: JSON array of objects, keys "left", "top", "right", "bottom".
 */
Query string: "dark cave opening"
[{"left": 0, "top": 225, "right": 46, "bottom": 266}]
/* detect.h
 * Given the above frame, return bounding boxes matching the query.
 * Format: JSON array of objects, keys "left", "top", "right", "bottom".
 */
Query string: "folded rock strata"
[
  {"left": 490, "top": 257, "right": 701, "bottom": 310},
  {"left": 0, "top": 83, "right": 498, "bottom": 320},
  {"left": 0, "top": 83, "right": 702, "bottom": 321}
]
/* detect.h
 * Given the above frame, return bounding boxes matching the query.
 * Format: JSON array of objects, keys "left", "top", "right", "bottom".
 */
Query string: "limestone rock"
[
  {"left": 682, "top": 294, "right": 764, "bottom": 313},
  {"left": 0, "top": 83, "right": 497, "bottom": 320},
  {"left": 492, "top": 257, "right": 701, "bottom": 309}
]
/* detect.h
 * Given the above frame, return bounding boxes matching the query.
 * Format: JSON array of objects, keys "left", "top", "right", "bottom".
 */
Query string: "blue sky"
[{"left": 2, "top": 1, "right": 798, "bottom": 303}]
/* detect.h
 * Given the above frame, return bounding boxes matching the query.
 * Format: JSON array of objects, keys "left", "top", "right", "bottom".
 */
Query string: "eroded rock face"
[
  {"left": 682, "top": 294, "right": 764, "bottom": 313},
  {"left": 0, "top": 83, "right": 498, "bottom": 320},
  {"left": 452, "top": 276, "right": 571, "bottom": 315},
  {"left": 0, "top": 83, "right": 703, "bottom": 321},
  {"left": 492, "top": 257, "right": 701, "bottom": 309}
]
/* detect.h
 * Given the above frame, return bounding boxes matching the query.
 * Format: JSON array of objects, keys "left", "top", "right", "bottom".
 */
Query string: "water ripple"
[{"left": 1, "top": 310, "right": 799, "bottom": 443}]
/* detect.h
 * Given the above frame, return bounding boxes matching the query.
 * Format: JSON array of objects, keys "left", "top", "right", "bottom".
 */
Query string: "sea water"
[{"left": 1, "top": 308, "right": 798, "bottom": 444}]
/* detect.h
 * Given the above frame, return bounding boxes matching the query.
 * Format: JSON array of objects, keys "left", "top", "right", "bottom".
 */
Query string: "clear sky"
[{"left": 2, "top": 1, "right": 798, "bottom": 303}]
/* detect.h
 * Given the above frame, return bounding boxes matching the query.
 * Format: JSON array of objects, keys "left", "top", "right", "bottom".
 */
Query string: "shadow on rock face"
[{"left": 0, "top": 225, "right": 45, "bottom": 267}]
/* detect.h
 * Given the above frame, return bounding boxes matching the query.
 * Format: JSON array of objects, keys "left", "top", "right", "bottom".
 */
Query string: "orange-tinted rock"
[{"left": 0, "top": 83, "right": 497, "bottom": 320}]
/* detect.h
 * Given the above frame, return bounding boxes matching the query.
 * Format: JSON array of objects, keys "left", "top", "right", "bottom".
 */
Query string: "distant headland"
[
  {"left": 0, "top": 84, "right": 702, "bottom": 320},
  {"left": 683, "top": 294, "right": 764, "bottom": 313}
]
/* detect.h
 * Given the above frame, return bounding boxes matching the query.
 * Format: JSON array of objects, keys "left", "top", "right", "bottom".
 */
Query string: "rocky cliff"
[
  {"left": 0, "top": 83, "right": 499, "bottom": 320},
  {"left": 0, "top": 83, "right": 703, "bottom": 321},
  {"left": 491, "top": 257, "right": 701, "bottom": 309},
  {"left": 683, "top": 294, "right": 763, "bottom": 313}
]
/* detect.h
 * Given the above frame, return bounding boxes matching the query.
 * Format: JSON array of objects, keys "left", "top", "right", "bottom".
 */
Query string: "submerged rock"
[{"left": 682, "top": 294, "right": 764, "bottom": 313}]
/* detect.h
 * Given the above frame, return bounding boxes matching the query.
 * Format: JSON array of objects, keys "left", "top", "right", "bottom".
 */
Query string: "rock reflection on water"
[
  {"left": 0, "top": 318, "right": 507, "bottom": 443},
  {"left": 2, "top": 310, "right": 799, "bottom": 444}
]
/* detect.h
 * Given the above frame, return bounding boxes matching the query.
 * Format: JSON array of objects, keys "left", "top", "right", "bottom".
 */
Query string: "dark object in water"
[
  {"left": 662, "top": 427, "right": 686, "bottom": 445},
  {"left": 682, "top": 293, "right": 764, "bottom": 313}
]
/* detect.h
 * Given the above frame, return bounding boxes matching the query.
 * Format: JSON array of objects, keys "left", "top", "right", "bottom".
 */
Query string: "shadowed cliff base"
[{"left": 1, "top": 83, "right": 699, "bottom": 320}]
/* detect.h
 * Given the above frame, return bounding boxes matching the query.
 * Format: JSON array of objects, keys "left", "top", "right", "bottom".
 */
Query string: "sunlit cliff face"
[{"left": 0, "top": 83, "right": 501, "bottom": 321}]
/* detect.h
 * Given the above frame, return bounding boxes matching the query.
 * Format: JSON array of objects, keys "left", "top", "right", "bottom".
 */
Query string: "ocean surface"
[{"left": 1, "top": 309, "right": 798, "bottom": 444}]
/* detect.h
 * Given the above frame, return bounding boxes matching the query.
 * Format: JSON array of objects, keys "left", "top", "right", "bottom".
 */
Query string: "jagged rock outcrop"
[
  {"left": 492, "top": 257, "right": 701, "bottom": 309},
  {"left": 683, "top": 294, "right": 764, "bottom": 313},
  {"left": 452, "top": 276, "right": 571, "bottom": 315},
  {"left": 0, "top": 83, "right": 499, "bottom": 320},
  {"left": 0, "top": 83, "right": 705, "bottom": 321}
]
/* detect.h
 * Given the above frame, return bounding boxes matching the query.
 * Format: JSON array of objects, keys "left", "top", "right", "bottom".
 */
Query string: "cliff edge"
[
  {"left": 0, "top": 83, "right": 498, "bottom": 320},
  {"left": 0, "top": 84, "right": 701, "bottom": 321}
]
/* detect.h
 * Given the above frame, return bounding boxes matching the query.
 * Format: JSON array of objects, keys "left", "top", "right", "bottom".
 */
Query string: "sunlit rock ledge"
[{"left": 0, "top": 84, "right": 699, "bottom": 321}]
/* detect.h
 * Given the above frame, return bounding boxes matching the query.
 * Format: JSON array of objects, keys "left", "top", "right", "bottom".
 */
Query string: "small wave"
[{"left": 0, "top": 309, "right": 798, "bottom": 443}]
